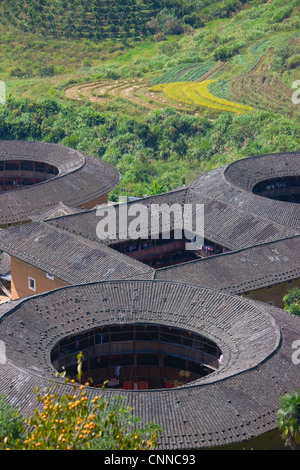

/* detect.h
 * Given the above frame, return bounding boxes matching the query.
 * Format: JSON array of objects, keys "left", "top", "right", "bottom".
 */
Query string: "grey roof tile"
[
  {"left": 0, "top": 281, "right": 299, "bottom": 449},
  {"left": 0, "top": 141, "right": 120, "bottom": 225}
]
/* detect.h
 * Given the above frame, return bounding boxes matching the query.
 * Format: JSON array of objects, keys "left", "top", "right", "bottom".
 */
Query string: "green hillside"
[
  {"left": 0, "top": 0, "right": 251, "bottom": 41},
  {"left": 0, "top": 0, "right": 299, "bottom": 200}
]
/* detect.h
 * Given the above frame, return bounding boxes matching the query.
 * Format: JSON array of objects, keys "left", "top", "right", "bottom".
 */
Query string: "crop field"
[
  {"left": 66, "top": 75, "right": 254, "bottom": 116},
  {"left": 62, "top": 28, "right": 299, "bottom": 119},
  {"left": 1, "top": 0, "right": 299, "bottom": 202},
  {"left": 1, "top": 0, "right": 160, "bottom": 40},
  {"left": 65, "top": 79, "right": 192, "bottom": 112},
  {"left": 229, "top": 73, "right": 300, "bottom": 119},
  {"left": 151, "top": 62, "right": 215, "bottom": 85},
  {"left": 150, "top": 80, "right": 253, "bottom": 114}
]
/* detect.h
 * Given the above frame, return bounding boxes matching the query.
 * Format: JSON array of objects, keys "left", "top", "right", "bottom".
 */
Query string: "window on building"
[
  {"left": 46, "top": 273, "right": 54, "bottom": 280},
  {"left": 28, "top": 277, "right": 36, "bottom": 292}
]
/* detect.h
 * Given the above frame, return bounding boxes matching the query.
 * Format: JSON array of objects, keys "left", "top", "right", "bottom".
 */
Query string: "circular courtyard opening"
[
  {"left": 0, "top": 160, "right": 59, "bottom": 192},
  {"left": 252, "top": 176, "right": 300, "bottom": 203},
  {"left": 51, "top": 324, "right": 222, "bottom": 390}
]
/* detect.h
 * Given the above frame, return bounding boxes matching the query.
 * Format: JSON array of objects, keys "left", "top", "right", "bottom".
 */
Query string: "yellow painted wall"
[
  {"left": 11, "top": 256, "right": 68, "bottom": 300},
  {"left": 241, "top": 278, "right": 300, "bottom": 309}
]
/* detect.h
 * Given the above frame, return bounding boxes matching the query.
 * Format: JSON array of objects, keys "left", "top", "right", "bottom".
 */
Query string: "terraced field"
[
  {"left": 63, "top": 20, "right": 299, "bottom": 119},
  {"left": 151, "top": 61, "right": 216, "bottom": 85},
  {"left": 229, "top": 73, "right": 300, "bottom": 119},
  {"left": 65, "top": 79, "right": 193, "bottom": 112},
  {"left": 1, "top": 0, "right": 160, "bottom": 40},
  {"left": 65, "top": 76, "right": 253, "bottom": 115},
  {"left": 151, "top": 80, "right": 253, "bottom": 114},
  {"left": 64, "top": 56, "right": 247, "bottom": 114}
]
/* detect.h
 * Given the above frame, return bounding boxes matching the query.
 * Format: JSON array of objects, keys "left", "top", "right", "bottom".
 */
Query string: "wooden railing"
[
  {"left": 52, "top": 340, "right": 219, "bottom": 372},
  {"left": 79, "top": 365, "right": 202, "bottom": 389}
]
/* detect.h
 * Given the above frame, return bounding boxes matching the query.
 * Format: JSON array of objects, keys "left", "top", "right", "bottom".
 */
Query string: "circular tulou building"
[
  {"left": 0, "top": 144, "right": 300, "bottom": 450},
  {"left": 0, "top": 140, "right": 120, "bottom": 227},
  {"left": 0, "top": 280, "right": 300, "bottom": 449}
]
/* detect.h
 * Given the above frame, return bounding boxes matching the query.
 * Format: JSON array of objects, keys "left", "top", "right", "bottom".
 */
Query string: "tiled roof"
[
  {"left": 0, "top": 252, "right": 10, "bottom": 276},
  {"left": 0, "top": 152, "right": 299, "bottom": 293},
  {"left": 155, "top": 235, "right": 300, "bottom": 294},
  {"left": 0, "top": 280, "right": 299, "bottom": 449},
  {"left": 0, "top": 150, "right": 300, "bottom": 449},
  {"left": 46, "top": 152, "right": 300, "bottom": 251},
  {"left": 186, "top": 188, "right": 298, "bottom": 251},
  {"left": 31, "top": 202, "right": 85, "bottom": 222},
  {"left": 0, "top": 141, "right": 120, "bottom": 225},
  {"left": 0, "top": 222, "right": 154, "bottom": 285},
  {"left": 189, "top": 152, "right": 300, "bottom": 232},
  {"left": 46, "top": 188, "right": 190, "bottom": 244}
]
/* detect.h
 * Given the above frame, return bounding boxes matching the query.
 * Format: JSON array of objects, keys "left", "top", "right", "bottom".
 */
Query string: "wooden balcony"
[{"left": 52, "top": 340, "right": 219, "bottom": 372}]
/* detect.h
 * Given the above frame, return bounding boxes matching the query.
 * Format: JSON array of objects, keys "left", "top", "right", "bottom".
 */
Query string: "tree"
[
  {"left": 0, "top": 396, "right": 24, "bottom": 449},
  {"left": 0, "top": 353, "right": 162, "bottom": 450},
  {"left": 17, "top": 384, "right": 161, "bottom": 450},
  {"left": 146, "top": 181, "right": 166, "bottom": 196},
  {"left": 277, "top": 390, "right": 300, "bottom": 449},
  {"left": 283, "top": 287, "right": 300, "bottom": 316}
]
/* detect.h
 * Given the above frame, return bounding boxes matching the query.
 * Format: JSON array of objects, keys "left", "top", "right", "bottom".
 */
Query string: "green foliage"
[
  {"left": 0, "top": 382, "right": 162, "bottom": 450},
  {"left": 145, "top": 181, "right": 166, "bottom": 196},
  {"left": 0, "top": 352, "right": 162, "bottom": 450},
  {"left": 152, "top": 61, "right": 214, "bottom": 85},
  {"left": 0, "top": 0, "right": 257, "bottom": 42},
  {"left": 0, "top": 396, "right": 24, "bottom": 448},
  {"left": 277, "top": 390, "right": 300, "bottom": 449},
  {"left": 283, "top": 288, "right": 300, "bottom": 316},
  {"left": 272, "top": 42, "right": 293, "bottom": 71},
  {"left": 0, "top": 96, "right": 299, "bottom": 199},
  {"left": 26, "top": 385, "right": 161, "bottom": 450},
  {"left": 272, "top": 34, "right": 300, "bottom": 71},
  {"left": 213, "top": 41, "right": 245, "bottom": 61},
  {"left": 287, "top": 54, "right": 300, "bottom": 70}
]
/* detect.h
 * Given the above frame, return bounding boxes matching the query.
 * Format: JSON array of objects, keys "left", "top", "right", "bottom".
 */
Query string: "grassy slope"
[
  {"left": 1, "top": 0, "right": 298, "bottom": 109},
  {"left": 0, "top": 0, "right": 299, "bottom": 198}
]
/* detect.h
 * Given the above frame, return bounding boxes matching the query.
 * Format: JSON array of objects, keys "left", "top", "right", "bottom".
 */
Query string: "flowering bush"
[
  {"left": 1, "top": 353, "right": 162, "bottom": 450},
  {"left": 1, "top": 380, "right": 162, "bottom": 450}
]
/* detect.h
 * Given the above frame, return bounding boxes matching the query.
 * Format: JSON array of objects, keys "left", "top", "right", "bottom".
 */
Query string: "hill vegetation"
[
  {"left": 0, "top": 0, "right": 299, "bottom": 200},
  {"left": 1, "top": 0, "right": 252, "bottom": 41}
]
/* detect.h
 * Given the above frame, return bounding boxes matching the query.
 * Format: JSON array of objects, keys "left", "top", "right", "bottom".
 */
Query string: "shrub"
[
  {"left": 153, "top": 32, "right": 166, "bottom": 42},
  {"left": 277, "top": 390, "right": 300, "bottom": 449},
  {"left": 213, "top": 41, "right": 245, "bottom": 61},
  {"left": 163, "top": 17, "right": 184, "bottom": 35},
  {"left": 272, "top": 41, "right": 292, "bottom": 71},
  {"left": 0, "top": 396, "right": 24, "bottom": 449},
  {"left": 9, "top": 67, "right": 27, "bottom": 78},
  {"left": 287, "top": 55, "right": 300, "bottom": 69},
  {"left": 283, "top": 287, "right": 300, "bottom": 316},
  {"left": 1, "top": 368, "right": 162, "bottom": 450},
  {"left": 39, "top": 65, "right": 56, "bottom": 77}
]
